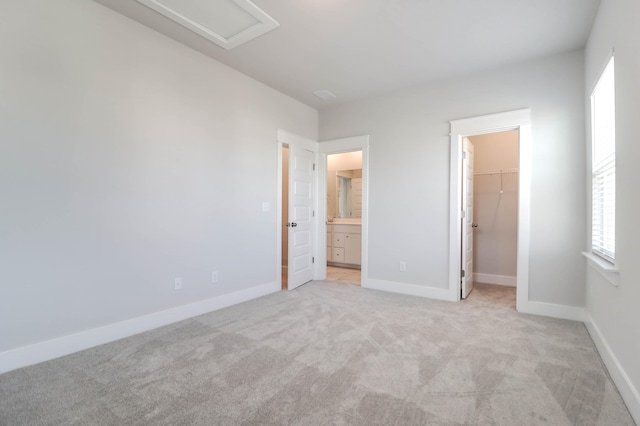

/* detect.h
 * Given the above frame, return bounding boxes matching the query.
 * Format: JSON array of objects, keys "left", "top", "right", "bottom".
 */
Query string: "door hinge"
[
  {"left": 462, "top": 151, "right": 467, "bottom": 160},
  {"left": 461, "top": 269, "right": 466, "bottom": 278},
  {"left": 312, "top": 210, "right": 315, "bottom": 217},
  {"left": 313, "top": 163, "right": 316, "bottom": 171},
  {"left": 461, "top": 210, "right": 466, "bottom": 219},
  {"left": 312, "top": 257, "right": 315, "bottom": 264}
]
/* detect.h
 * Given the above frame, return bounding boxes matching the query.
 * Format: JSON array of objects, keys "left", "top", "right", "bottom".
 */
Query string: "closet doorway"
[
  {"left": 467, "top": 131, "right": 519, "bottom": 298},
  {"left": 448, "top": 109, "right": 531, "bottom": 311}
]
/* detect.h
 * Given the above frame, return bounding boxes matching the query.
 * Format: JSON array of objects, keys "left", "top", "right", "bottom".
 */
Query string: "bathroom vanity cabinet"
[{"left": 327, "top": 224, "right": 361, "bottom": 267}]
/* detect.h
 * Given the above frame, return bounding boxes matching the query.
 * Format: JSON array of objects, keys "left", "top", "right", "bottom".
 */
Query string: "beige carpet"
[{"left": 0, "top": 281, "right": 634, "bottom": 425}]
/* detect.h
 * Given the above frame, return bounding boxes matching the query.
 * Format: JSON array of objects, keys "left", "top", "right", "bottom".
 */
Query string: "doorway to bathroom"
[
  {"left": 326, "top": 150, "right": 363, "bottom": 286},
  {"left": 317, "top": 135, "right": 370, "bottom": 288}
]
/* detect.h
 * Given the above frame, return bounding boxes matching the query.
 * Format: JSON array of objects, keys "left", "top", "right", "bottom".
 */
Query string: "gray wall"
[
  {"left": 319, "top": 50, "right": 586, "bottom": 306},
  {"left": 584, "top": 0, "right": 640, "bottom": 418},
  {"left": 0, "top": 0, "right": 317, "bottom": 352}
]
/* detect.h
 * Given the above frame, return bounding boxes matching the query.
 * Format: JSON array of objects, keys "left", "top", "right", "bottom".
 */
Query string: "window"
[{"left": 591, "top": 56, "right": 615, "bottom": 263}]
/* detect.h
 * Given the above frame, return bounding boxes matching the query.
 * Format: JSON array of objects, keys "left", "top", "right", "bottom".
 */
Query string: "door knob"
[
  {"left": 471, "top": 223, "right": 478, "bottom": 228},
  {"left": 291, "top": 222, "right": 298, "bottom": 227}
]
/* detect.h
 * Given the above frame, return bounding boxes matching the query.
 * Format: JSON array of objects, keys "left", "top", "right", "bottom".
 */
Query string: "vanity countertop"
[{"left": 327, "top": 218, "right": 361, "bottom": 225}]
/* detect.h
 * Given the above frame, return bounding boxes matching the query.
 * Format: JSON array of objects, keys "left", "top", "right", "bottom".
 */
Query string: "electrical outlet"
[
  {"left": 174, "top": 277, "right": 182, "bottom": 290},
  {"left": 399, "top": 262, "right": 407, "bottom": 272},
  {"left": 211, "top": 271, "right": 219, "bottom": 284}
]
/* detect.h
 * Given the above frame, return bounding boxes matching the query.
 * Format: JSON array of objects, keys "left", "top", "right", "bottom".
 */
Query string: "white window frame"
[{"left": 590, "top": 55, "right": 616, "bottom": 264}]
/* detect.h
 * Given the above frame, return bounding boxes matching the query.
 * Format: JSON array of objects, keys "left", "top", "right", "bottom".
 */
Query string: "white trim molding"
[
  {"left": 449, "top": 109, "right": 532, "bottom": 310},
  {"left": 517, "top": 301, "right": 586, "bottom": 322},
  {"left": 277, "top": 129, "right": 318, "bottom": 153},
  {"left": 582, "top": 251, "right": 619, "bottom": 286},
  {"left": 136, "top": 0, "right": 279, "bottom": 50},
  {"left": 585, "top": 314, "right": 640, "bottom": 423},
  {"left": 0, "top": 281, "right": 279, "bottom": 375},
  {"left": 450, "top": 109, "right": 532, "bottom": 136},
  {"left": 366, "top": 279, "right": 457, "bottom": 302},
  {"left": 473, "top": 273, "right": 516, "bottom": 287}
]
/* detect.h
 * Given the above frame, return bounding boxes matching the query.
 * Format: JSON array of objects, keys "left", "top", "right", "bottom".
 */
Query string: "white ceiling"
[{"left": 96, "top": 0, "right": 601, "bottom": 110}]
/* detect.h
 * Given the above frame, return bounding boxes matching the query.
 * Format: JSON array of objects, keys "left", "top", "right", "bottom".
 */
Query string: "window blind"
[
  {"left": 592, "top": 156, "right": 615, "bottom": 261},
  {"left": 591, "top": 55, "right": 615, "bottom": 263}
]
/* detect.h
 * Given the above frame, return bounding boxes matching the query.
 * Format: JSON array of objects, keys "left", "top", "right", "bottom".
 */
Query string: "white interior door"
[
  {"left": 461, "top": 137, "right": 475, "bottom": 298},
  {"left": 288, "top": 145, "right": 314, "bottom": 290}
]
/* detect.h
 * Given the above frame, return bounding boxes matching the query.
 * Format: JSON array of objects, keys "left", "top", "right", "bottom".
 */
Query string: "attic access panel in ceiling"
[{"left": 136, "top": 0, "right": 279, "bottom": 50}]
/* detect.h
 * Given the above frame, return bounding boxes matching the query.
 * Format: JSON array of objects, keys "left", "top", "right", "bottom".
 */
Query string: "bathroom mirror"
[
  {"left": 327, "top": 151, "right": 363, "bottom": 220},
  {"left": 327, "top": 169, "right": 362, "bottom": 218}
]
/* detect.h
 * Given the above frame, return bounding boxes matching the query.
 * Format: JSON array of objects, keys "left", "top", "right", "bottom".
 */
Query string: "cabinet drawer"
[
  {"left": 332, "top": 247, "right": 344, "bottom": 262},
  {"left": 331, "top": 224, "right": 361, "bottom": 234},
  {"left": 332, "top": 232, "right": 345, "bottom": 248}
]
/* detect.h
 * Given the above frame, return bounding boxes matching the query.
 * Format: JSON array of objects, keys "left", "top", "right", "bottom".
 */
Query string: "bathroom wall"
[{"left": 470, "top": 131, "right": 519, "bottom": 285}]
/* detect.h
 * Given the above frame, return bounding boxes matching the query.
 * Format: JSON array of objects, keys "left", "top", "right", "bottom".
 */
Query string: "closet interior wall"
[{"left": 470, "top": 131, "right": 519, "bottom": 286}]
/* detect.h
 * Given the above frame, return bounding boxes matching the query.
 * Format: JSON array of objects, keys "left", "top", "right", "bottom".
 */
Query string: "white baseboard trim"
[
  {"left": 473, "top": 273, "right": 516, "bottom": 287},
  {"left": 517, "top": 300, "right": 586, "bottom": 322},
  {"left": 364, "top": 278, "right": 456, "bottom": 302},
  {"left": 585, "top": 313, "right": 640, "bottom": 424},
  {"left": 0, "top": 281, "right": 280, "bottom": 375}
]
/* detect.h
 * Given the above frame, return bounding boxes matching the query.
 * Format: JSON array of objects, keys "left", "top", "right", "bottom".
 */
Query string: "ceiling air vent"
[
  {"left": 313, "top": 90, "right": 337, "bottom": 101},
  {"left": 136, "top": 0, "right": 279, "bottom": 50}
]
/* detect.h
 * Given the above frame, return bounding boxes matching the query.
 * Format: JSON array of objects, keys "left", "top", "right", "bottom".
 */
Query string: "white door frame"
[
  {"left": 277, "top": 129, "right": 319, "bottom": 287},
  {"left": 448, "top": 109, "right": 531, "bottom": 311},
  {"left": 318, "top": 135, "right": 370, "bottom": 284}
]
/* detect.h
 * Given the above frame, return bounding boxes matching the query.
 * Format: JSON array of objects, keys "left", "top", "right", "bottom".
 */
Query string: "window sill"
[{"left": 582, "top": 251, "right": 619, "bottom": 287}]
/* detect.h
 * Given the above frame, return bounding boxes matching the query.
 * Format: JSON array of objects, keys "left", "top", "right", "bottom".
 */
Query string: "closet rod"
[{"left": 474, "top": 168, "right": 519, "bottom": 176}]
